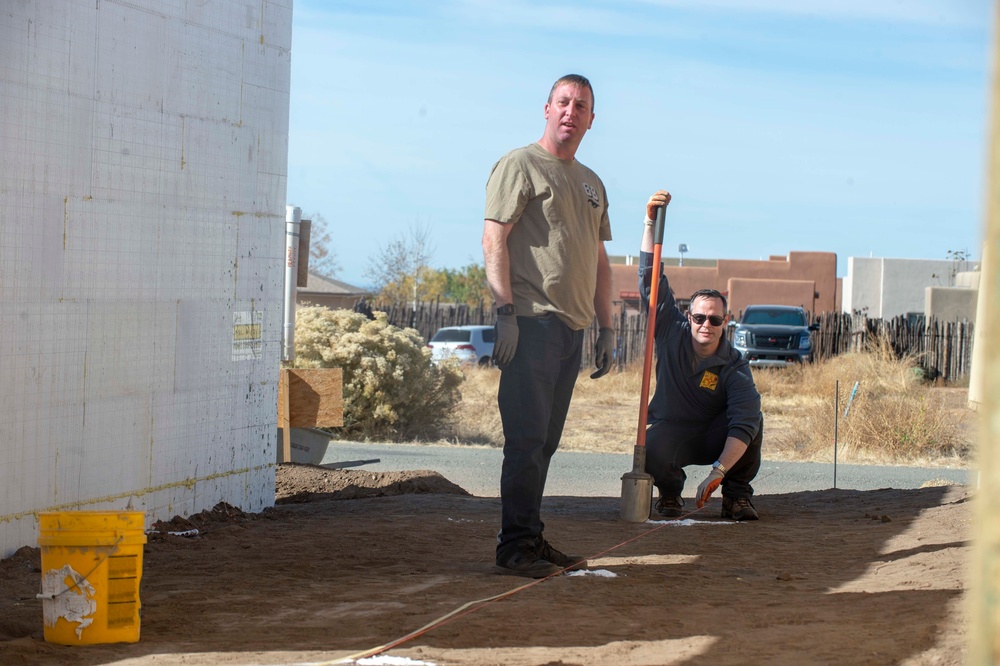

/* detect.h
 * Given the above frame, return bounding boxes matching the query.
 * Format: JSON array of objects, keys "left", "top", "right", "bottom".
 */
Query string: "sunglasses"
[{"left": 689, "top": 313, "right": 725, "bottom": 327}]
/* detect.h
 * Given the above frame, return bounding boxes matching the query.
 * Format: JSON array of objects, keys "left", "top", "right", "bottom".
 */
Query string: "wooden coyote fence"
[
  {"left": 360, "top": 298, "right": 490, "bottom": 343},
  {"left": 811, "top": 312, "right": 974, "bottom": 382},
  {"left": 366, "top": 299, "right": 649, "bottom": 373},
  {"left": 366, "top": 299, "right": 975, "bottom": 383}
]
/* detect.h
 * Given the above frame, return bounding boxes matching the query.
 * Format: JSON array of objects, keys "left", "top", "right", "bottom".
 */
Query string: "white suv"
[{"left": 427, "top": 325, "right": 495, "bottom": 366}]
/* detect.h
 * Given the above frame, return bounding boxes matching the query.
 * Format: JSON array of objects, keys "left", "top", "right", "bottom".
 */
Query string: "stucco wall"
[
  {"left": 727, "top": 278, "right": 817, "bottom": 318},
  {"left": 0, "top": 1, "right": 292, "bottom": 557},
  {"left": 610, "top": 251, "right": 837, "bottom": 314},
  {"left": 881, "top": 258, "right": 957, "bottom": 317},
  {"left": 843, "top": 258, "right": 880, "bottom": 316},
  {"left": 717, "top": 252, "right": 836, "bottom": 313},
  {"left": 956, "top": 271, "right": 982, "bottom": 290},
  {"left": 926, "top": 287, "right": 978, "bottom": 322},
  {"left": 844, "top": 257, "right": 966, "bottom": 318}
]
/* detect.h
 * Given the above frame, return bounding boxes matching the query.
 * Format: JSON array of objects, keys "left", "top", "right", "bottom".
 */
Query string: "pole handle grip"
[
  {"left": 653, "top": 204, "right": 666, "bottom": 245},
  {"left": 636, "top": 206, "right": 667, "bottom": 448}
]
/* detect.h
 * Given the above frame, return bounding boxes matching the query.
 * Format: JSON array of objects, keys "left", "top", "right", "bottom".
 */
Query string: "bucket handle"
[{"left": 36, "top": 535, "right": 123, "bottom": 601}]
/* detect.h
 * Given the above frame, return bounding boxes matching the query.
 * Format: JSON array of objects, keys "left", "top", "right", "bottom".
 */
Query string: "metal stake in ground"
[{"left": 621, "top": 203, "right": 667, "bottom": 522}]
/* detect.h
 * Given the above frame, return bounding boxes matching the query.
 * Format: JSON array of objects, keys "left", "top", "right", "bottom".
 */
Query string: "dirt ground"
[{"left": 0, "top": 464, "right": 971, "bottom": 666}]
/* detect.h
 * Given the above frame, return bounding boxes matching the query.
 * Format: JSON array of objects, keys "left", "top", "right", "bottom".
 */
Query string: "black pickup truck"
[{"left": 731, "top": 304, "right": 818, "bottom": 368}]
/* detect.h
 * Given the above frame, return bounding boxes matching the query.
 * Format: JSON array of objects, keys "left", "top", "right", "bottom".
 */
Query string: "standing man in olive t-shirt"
[{"left": 482, "top": 74, "right": 615, "bottom": 578}]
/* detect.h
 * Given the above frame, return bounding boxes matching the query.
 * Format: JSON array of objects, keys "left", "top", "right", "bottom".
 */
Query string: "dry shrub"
[
  {"left": 825, "top": 391, "right": 965, "bottom": 462},
  {"left": 293, "top": 306, "right": 464, "bottom": 440},
  {"left": 760, "top": 336, "right": 968, "bottom": 463}
]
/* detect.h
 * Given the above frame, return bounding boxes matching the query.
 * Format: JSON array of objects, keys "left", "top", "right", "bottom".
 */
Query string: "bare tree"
[
  {"left": 933, "top": 248, "right": 974, "bottom": 286},
  {"left": 364, "top": 222, "right": 436, "bottom": 304},
  {"left": 305, "top": 212, "right": 341, "bottom": 278}
]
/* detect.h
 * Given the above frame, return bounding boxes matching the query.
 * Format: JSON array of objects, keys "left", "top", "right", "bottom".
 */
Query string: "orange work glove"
[
  {"left": 695, "top": 468, "right": 725, "bottom": 509},
  {"left": 645, "top": 190, "right": 672, "bottom": 222}
]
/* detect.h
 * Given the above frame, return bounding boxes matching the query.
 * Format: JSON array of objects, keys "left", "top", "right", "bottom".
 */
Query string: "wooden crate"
[{"left": 277, "top": 368, "right": 343, "bottom": 462}]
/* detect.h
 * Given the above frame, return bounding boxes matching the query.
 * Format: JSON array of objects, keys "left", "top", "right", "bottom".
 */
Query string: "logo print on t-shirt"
[
  {"left": 699, "top": 371, "right": 719, "bottom": 391},
  {"left": 582, "top": 182, "right": 600, "bottom": 209}
]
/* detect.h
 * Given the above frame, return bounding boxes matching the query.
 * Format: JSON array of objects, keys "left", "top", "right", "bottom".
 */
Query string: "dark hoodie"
[{"left": 638, "top": 251, "right": 762, "bottom": 445}]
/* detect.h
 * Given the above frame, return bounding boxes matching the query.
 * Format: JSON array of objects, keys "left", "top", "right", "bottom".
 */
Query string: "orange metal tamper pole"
[{"left": 620, "top": 203, "right": 666, "bottom": 522}]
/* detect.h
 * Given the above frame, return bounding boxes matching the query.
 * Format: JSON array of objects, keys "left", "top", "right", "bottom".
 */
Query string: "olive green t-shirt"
[{"left": 485, "top": 143, "right": 612, "bottom": 331}]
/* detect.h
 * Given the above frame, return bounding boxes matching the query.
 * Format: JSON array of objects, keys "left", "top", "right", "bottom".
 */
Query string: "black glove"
[
  {"left": 589, "top": 327, "right": 615, "bottom": 379},
  {"left": 492, "top": 314, "right": 519, "bottom": 366}
]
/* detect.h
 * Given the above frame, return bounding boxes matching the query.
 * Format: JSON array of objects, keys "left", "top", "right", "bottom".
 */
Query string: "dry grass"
[
  {"left": 430, "top": 339, "right": 977, "bottom": 467},
  {"left": 428, "top": 365, "right": 644, "bottom": 452},
  {"left": 758, "top": 337, "right": 974, "bottom": 465},
  {"left": 441, "top": 367, "right": 505, "bottom": 446}
]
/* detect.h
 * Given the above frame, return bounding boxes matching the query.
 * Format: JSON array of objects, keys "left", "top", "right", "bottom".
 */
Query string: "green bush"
[{"left": 293, "top": 306, "right": 464, "bottom": 440}]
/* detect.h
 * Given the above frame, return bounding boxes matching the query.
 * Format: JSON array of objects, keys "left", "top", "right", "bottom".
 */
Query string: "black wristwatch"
[{"left": 496, "top": 304, "right": 516, "bottom": 316}]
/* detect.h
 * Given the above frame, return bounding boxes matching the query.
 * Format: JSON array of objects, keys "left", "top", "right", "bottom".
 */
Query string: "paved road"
[{"left": 320, "top": 441, "right": 974, "bottom": 498}]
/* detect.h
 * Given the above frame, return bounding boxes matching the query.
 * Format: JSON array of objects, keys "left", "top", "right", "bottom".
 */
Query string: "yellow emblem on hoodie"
[{"left": 700, "top": 371, "right": 719, "bottom": 390}]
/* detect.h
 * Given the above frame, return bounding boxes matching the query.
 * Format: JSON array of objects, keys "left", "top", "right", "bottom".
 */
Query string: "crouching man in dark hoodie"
[{"left": 638, "top": 190, "right": 763, "bottom": 521}]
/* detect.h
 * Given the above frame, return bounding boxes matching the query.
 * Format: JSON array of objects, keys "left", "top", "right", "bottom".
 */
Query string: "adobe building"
[
  {"left": 842, "top": 256, "right": 979, "bottom": 321},
  {"left": 610, "top": 251, "right": 840, "bottom": 317},
  {"left": 926, "top": 271, "right": 980, "bottom": 323}
]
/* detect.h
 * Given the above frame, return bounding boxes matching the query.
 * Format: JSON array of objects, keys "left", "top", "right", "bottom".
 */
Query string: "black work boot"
[
  {"left": 655, "top": 495, "right": 685, "bottom": 518},
  {"left": 494, "top": 543, "right": 560, "bottom": 578},
  {"left": 721, "top": 496, "right": 759, "bottom": 521}
]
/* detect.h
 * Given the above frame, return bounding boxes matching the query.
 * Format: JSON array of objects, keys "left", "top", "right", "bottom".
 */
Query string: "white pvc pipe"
[{"left": 282, "top": 205, "right": 301, "bottom": 362}]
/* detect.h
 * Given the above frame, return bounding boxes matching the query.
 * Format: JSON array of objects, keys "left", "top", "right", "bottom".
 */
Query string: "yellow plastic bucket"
[{"left": 37, "top": 511, "right": 147, "bottom": 645}]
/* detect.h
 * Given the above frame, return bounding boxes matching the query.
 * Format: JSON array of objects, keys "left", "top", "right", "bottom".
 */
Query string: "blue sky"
[{"left": 286, "top": 0, "right": 994, "bottom": 288}]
